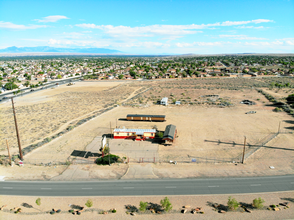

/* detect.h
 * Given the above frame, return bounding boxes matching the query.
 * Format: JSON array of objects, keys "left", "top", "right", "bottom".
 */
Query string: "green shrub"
[
  {"left": 36, "top": 198, "right": 41, "bottom": 206},
  {"left": 227, "top": 196, "right": 239, "bottom": 211},
  {"left": 160, "top": 197, "right": 172, "bottom": 212},
  {"left": 274, "top": 107, "right": 282, "bottom": 112},
  {"left": 85, "top": 199, "right": 93, "bottom": 208},
  {"left": 95, "top": 154, "right": 120, "bottom": 165},
  {"left": 253, "top": 197, "right": 265, "bottom": 209},
  {"left": 139, "top": 201, "right": 148, "bottom": 212}
]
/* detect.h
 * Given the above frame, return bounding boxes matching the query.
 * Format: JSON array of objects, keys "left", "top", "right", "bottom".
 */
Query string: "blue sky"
[{"left": 0, "top": 0, "right": 293, "bottom": 54}]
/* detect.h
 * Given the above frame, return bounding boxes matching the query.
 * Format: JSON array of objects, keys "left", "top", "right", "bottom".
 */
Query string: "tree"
[
  {"left": 36, "top": 198, "right": 41, "bottom": 206},
  {"left": 227, "top": 196, "right": 239, "bottom": 210},
  {"left": 26, "top": 75, "right": 31, "bottom": 80},
  {"left": 118, "top": 74, "right": 124, "bottom": 79},
  {"left": 4, "top": 82, "right": 18, "bottom": 90},
  {"left": 24, "top": 81, "right": 30, "bottom": 87},
  {"left": 57, "top": 74, "right": 62, "bottom": 79},
  {"left": 160, "top": 197, "right": 172, "bottom": 212},
  {"left": 44, "top": 78, "right": 48, "bottom": 83},
  {"left": 252, "top": 197, "right": 264, "bottom": 209},
  {"left": 139, "top": 201, "right": 148, "bottom": 212},
  {"left": 85, "top": 199, "right": 93, "bottom": 208}
]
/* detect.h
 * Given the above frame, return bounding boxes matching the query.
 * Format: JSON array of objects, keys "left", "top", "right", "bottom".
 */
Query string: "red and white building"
[{"left": 113, "top": 128, "right": 156, "bottom": 141}]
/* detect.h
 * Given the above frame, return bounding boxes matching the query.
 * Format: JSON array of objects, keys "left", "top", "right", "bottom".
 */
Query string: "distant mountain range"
[{"left": 0, "top": 46, "right": 121, "bottom": 54}]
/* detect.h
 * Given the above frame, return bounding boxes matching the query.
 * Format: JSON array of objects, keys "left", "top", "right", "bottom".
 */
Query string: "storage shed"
[
  {"left": 113, "top": 128, "right": 156, "bottom": 141},
  {"left": 162, "top": 124, "right": 177, "bottom": 144},
  {"left": 126, "top": 114, "right": 166, "bottom": 122},
  {"left": 160, "top": 97, "right": 168, "bottom": 106}
]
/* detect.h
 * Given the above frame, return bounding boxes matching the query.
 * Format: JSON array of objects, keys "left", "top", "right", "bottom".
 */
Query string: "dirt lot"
[
  {"left": 1, "top": 78, "right": 293, "bottom": 179},
  {"left": 0, "top": 81, "right": 138, "bottom": 154},
  {"left": 0, "top": 192, "right": 293, "bottom": 220}
]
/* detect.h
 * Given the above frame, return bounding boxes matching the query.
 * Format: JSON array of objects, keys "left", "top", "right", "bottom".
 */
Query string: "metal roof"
[
  {"left": 163, "top": 124, "right": 176, "bottom": 140},
  {"left": 127, "top": 114, "right": 165, "bottom": 118},
  {"left": 114, "top": 128, "right": 156, "bottom": 135}
]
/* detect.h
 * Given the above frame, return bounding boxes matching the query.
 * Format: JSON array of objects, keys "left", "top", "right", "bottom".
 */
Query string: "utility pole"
[
  {"left": 107, "top": 138, "right": 110, "bottom": 166},
  {"left": 11, "top": 97, "right": 23, "bottom": 160},
  {"left": 278, "top": 121, "right": 281, "bottom": 134},
  {"left": 6, "top": 139, "right": 11, "bottom": 165},
  {"left": 242, "top": 136, "right": 246, "bottom": 164},
  {"left": 110, "top": 122, "right": 112, "bottom": 136}
]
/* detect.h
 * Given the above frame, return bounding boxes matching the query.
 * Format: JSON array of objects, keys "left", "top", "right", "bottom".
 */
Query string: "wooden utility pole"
[
  {"left": 107, "top": 138, "right": 110, "bottom": 166},
  {"left": 242, "top": 136, "right": 246, "bottom": 164},
  {"left": 6, "top": 139, "right": 11, "bottom": 165},
  {"left": 11, "top": 97, "right": 23, "bottom": 160},
  {"left": 278, "top": 121, "right": 281, "bottom": 134}
]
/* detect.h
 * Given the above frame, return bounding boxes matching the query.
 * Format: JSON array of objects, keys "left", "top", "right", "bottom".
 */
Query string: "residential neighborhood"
[{"left": 0, "top": 55, "right": 294, "bottom": 95}]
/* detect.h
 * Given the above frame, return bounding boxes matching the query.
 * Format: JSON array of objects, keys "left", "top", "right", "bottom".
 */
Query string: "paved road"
[{"left": 1, "top": 175, "right": 293, "bottom": 197}]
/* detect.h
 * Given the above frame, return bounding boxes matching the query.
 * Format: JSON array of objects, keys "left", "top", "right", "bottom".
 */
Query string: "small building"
[
  {"left": 160, "top": 97, "right": 168, "bottom": 106},
  {"left": 113, "top": 128, "right": 156, "bottom": 141},
  {"left": 162, "top": 124, "right": 177, "bottom": 144},
  {"left": 175, "top": 101, "right": 181, "bottom": 105},
  {"left": 126, "top": 114, "right": 165, "bottom": 122}
]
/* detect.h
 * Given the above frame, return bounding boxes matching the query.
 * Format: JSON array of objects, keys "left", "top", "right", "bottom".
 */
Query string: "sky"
[{"left": 0, "top": 0, "right": 293, "bottom": 54}]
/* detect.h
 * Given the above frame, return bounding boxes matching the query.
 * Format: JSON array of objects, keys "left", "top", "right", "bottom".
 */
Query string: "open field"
[
  {"left": 1, "top": 78, "right": 294, "bottom": 176},
  {"left": 0, "top": 192, "right": 293, "bottom": 220},
  {"left": 0, "top": 81, "right": 142, "bottom": 153}
]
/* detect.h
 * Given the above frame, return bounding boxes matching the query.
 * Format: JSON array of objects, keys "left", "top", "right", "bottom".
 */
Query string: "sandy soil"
[
  {"left": 0, "top": 81, "right": 136, "bottom": 153},
  {"left": 0, "top": 192, "right": 293, "bottom": 219}
]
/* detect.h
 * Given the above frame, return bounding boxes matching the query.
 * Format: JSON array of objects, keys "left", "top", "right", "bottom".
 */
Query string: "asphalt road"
[{"left": 1, "top": 175, "right": 293, "bottom": 197}]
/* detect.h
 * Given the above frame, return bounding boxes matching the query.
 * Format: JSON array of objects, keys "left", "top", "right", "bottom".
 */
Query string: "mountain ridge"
[{"left": 0, "top": 46, "right": 121, "bottom": 54}]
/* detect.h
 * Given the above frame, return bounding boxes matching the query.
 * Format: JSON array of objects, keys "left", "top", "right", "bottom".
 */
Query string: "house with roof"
[{"left": 113, "top": 128, "right": 156, "bottom": 141}]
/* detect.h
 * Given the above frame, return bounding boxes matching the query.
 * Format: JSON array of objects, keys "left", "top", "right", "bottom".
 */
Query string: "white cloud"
[
  {"left": 36, "top": 15, "right": 69, "bottom": 23},
  {"left": 76, "top": 19, "right": 273, "bottom": 39},
  {"left": 0, "top": 21, "right": 46, "bottom": 30},
  {"left": 235, "top": 26, "right": 265, "bottom": 29},
  {"left": 219, "top": 35, "right": 268, "bottom": 40}
]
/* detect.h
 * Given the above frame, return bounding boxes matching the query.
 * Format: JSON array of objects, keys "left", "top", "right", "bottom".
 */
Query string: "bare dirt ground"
[
  {"left": 0, "top": 81, "right": 137, "bottom": 154},
  {"left": 0, "top": 78, "right": 293, "bottom": 180},
  {"left": 0, "top": 192, "right": 293, "bottom": 220}
]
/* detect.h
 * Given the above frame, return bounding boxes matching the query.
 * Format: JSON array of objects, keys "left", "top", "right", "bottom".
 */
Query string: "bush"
[
  {"left": 160, "top": 197, "right": 172, "bottom": 212},
  {"left": 139, "top": 201, "right": 148, "bottom": 212},
  {"left": 253, "top": 197, "right": 265, "bottom": 209},
  {"left": 95, "top": 154, "right": 120, "bottom": 165},
  {"left": 227, "top": 196, "right": 239, "bottom": 211},
  {"left": 274, "top": 107, "right": 282, "bottom": 112},
  {"left": 36, "top": 198, "right": 41, "bottom": 206},
  {"left": 156, "top": 131, "right": 164, "bottom": 138},
  {"left": 85, "top": 199, "right": 93, "bottom": 208}
]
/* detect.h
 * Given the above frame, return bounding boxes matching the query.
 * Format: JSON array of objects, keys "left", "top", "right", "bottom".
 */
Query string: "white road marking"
[
  {"left": 3, "top": 187, "right": 12, "bottom": 189},
  {"left": 208, "top": 186, "right": 219, "bottom": 188},
  {"left": 41, "top": 188, "right": 52, "bottom": 190},
  {"left": 250, "top": 184, "right": 261, "bottom": 186},
  {"left": 82, "top": 188, "right": 92, "bottom": 190},
  {"left": 165, "top": 186, "right": 177, "bottom": 188},
  {"left": 123, "top": 187, "right": 134, "bottom": 189}
]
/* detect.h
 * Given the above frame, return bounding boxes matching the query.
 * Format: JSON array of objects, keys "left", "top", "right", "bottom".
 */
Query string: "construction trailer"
[
  {"left": 113, "top": 128, "right": 156, "bottom": 141},
  {"left": 126, "top": 114, "right": 166, "bottom": 122},
  {"left": 160, "top": 97, "right": 168, "bottom": 106},
  {"left": 162, "top": 124, "right": 177, "bottom": 145}
]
